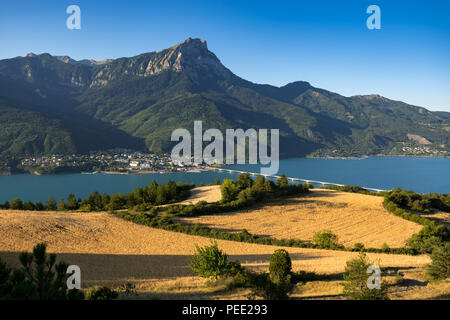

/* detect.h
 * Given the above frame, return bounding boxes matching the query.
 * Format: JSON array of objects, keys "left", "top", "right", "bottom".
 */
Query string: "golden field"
[
  {"left": 0, "top": 186, "right": 447, "bottom": 299},
  {"left": 178, "top": 185, "right": 222, "bottom": 204},
  {"left": 0, "top": 210, "right": 429, "bottom": 282},
  {"left": 177, "top": 189, "right": 423, "bottom": 248}
]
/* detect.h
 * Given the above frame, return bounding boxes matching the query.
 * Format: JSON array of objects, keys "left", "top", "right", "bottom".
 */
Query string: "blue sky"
[{"left": 1, "top": 0, "right": 449, "bottom": 111}]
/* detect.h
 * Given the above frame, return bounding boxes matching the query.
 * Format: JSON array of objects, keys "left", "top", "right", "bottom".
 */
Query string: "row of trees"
[
  {"left": 0, "top": 180, "right": 194, "bottom": 212},
  {"left": 221, "top": 173, "right": 310, "bottom": 204},
  {"left": 387, "top": 187, "right": 450, "bottom": 213}
]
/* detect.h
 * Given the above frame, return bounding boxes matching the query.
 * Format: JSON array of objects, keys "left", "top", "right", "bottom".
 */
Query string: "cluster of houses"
[
  {"left": 18, "top": 149, "right": 208, "bottom": 174},
  {"left": 398, "top": 143, "right": 448, "bottom": 156}
]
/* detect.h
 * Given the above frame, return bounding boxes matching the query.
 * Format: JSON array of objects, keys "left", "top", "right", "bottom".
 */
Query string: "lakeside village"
[{"left": 0, "top": 149, "right": 212, "bottom": 175}]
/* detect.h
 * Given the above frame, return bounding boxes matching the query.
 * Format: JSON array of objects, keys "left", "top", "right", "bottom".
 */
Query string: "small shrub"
[
  {"left": 343, "top": 252, "right": 389, "bottom": 300},
  {"left": 269, "top": 249, "right": 292, "bottom": 282},
  {"left": 11, "top": 198, "right": 23, "bottom": 210},
  {"left": 408, "top": 224, "right": 449, "bottom": 254},
  {"left": 248, "top": 250, "right": 294, "bottom": 300},
  {"left": 79, "top": 204, "right": 92, "bottom": 212},
  {"left": 118, "top": 282, "right": 137, "bottom": 296},
  {"left": 221, "top": 179, "right": 239, "bottom": 203},
  {"left": 353, "top": 243, "right": 365, "bottom": 252},
  {"left": 189, "top": 241, "right": 229, "bottom": 279},
  {"left": 247, "top": 272, "right": 293, "bottom": 300},
  {"left": 276, "top": 174, "right": 288, "bottom": 188},
  {"left": 426, "top": 243, "right": 450, "bottom": 280},
  {"left": 131, "top": 204, "right": 148, "bottom": 213},
  {"left": 313, "top": 230, "right": 342, "bottom": 249},
  {"left": 85, "top": 286, "right": 118, "bottom": 300}
]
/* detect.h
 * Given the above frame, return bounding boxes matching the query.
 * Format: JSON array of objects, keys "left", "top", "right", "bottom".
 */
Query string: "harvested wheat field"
[
  {"left": 178, "top": 185, "right": 222, "bottom": 205},
  {"left": 0, "top": 209, "right": 429, "bottom": 288},
  {"left": 421, "top": 211, "right": 450, "bottom": 230},
  {"left": 177, "top": 189, "right": 423, "bottom": 248}
]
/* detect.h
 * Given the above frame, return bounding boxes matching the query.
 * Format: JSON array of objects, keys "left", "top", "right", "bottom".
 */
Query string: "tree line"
[{"left": 0, "top": 180, "right": 194, "bottom": 212}]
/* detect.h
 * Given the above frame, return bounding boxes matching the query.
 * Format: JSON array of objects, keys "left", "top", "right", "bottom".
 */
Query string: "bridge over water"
[{"left": 209, "top": 167, "right": 388, "bottom": 193}]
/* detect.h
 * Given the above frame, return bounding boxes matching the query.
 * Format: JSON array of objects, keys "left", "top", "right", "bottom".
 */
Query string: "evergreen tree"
[
  {"left": 237, "top": 173, "right": 253, "bottom": 190},
  {"left": 147, "top": 180, "right": 158, "bottom": 203},
  {"left": 2, "top": 200, "right": 10, "bottom": 209},
  {"left": 343, "top": 252, "right": 389, "bottom": 300},
  {"left": 67, "top": 194, "right": 78, "bottom": 210},
  {"left": 46, "top": 197, "right": 57, "bottom": 211},
  {"left": 277, "top": 174, "right": 288, "bottom": 188},
  {"left": 35, "top": 201, "right": 45, "bottom": 211},
  {"left": 221, "top": 179, "right": 238, "bottom": 202},
  {"left": 57, "top": 199, "right": 66, "bottom": 211},
  {"left": 0, "top": 243, "right": 84, "bottom": 300},
  {"left": 252, "top": 175, "right": 266, "bottom": 192},
  {"left": 11, "top": 198, "right": 23, "bottom": 210},
  {"left": 23, "top": 201, "right": 35, "bottom": 211},
  {"left": 101, "top": 193, "right": 110, "bottom": 209}
]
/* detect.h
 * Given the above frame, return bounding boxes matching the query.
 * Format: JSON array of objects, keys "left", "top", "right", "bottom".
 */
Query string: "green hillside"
[{"left": 0, "top": 38, "right": 448, "bottom": 159}]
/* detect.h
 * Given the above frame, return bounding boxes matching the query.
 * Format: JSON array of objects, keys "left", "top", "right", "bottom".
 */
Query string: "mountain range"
[{"left": 0, "top": 37, "right": 449, "bottom": 159}]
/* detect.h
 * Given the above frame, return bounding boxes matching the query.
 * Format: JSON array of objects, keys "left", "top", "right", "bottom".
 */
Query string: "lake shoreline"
[
  {"left": 1, "top": 154, "right": 449, "bottom": 176},
  {"left": 0, "top": 156, "right": 448, "bottom": 202}
]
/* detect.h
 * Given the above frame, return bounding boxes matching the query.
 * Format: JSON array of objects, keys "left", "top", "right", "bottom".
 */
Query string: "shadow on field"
[{"left": 0, "top": 251, "right": 324, "bottom": 284}]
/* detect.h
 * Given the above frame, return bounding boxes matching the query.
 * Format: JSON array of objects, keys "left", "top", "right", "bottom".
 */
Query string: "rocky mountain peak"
[
  {"left": 159, "top": 37, "right": 230, "bottom": 81},
  {"left": 171, "top": 37, "right": 208, "bottom": 51}
]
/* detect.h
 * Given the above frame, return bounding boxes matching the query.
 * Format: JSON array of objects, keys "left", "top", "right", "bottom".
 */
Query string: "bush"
[
  {"left": 189, "top": 241, "right": 230, "bottom": 279},
  {"left": 46, "top": 197, "right": 57, "bottom": 211},
  {"left": 277, "top": 174, "right": 288, "bottom": 188},
  {"left": 324, "top": 185, "right": 379, "bottom": 196},
  {"left": 248, "top": 250, "right": 294, "bottom": 300},
  {"left": 79, "top": 204, "right": 92, "bottom": 212},
  {"left": 247, "top": 272, "right": 293, "bottom": 300},
  {"left": 118, "top": 282, "right": 137, "bottom": 296},
  {"left": 237, "top": 187, "right": 258, "bottom": 204},
  {"left": 237, "top": 173, "right": 253, "bottom": 190},
  {"left": 353, "top": 243, "right": 365, "bottom": 252},
  {"left": 85, "top": 286, "right": 118, "bottom": 300},
  {"left": 269, "top": 249, "right": 292, "bottom": 282},
  {"left": 426, "top": 243, "right": 450, "bottom": 280},
  {"left": 57, "top": 199, "right": 66, "bottom": 211},
  {"left": 408, "top": 224, "right": 449, "bottom": 254},
  {"left": 221, "top": 179, "right": 238, "bottom": 202},
  {"left": 312, "top": 230, "right": 342, "bottom": 249},
  {"left": 11, "top": 198, "right": 23, "bottom": 210},
  {"left": 343, "top": 252, "right": 389, "bottom": 300},
  {"left": 2, "top": 201, "right": 10, "bottom": 209}
]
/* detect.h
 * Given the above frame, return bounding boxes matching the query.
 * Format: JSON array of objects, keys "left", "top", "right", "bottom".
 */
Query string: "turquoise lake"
[{"left": 0, "top": 157, "right": 448, "bottom": 203}]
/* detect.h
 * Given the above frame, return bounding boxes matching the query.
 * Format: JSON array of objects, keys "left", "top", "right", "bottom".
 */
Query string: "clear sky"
[{"left": 1, "top": 0, "right": 449, "bottom": 111}]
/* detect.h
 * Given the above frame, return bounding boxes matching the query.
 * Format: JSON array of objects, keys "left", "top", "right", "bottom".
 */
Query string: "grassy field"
[{"left": 177, "top": 189, "right": 423, "bottom": 248}]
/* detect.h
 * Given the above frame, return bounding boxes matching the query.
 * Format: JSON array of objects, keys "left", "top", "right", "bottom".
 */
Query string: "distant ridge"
[{"left": 0, "top": 38, "right": 448, "bottom": 158}]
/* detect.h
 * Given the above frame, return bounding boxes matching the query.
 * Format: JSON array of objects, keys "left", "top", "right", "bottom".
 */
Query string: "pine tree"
[
  {"left": 57, "top": 199, "right": 66, "bottom": 211},
  {"left": 46, "top": 197, "right": 57, "bottom": 211}
]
